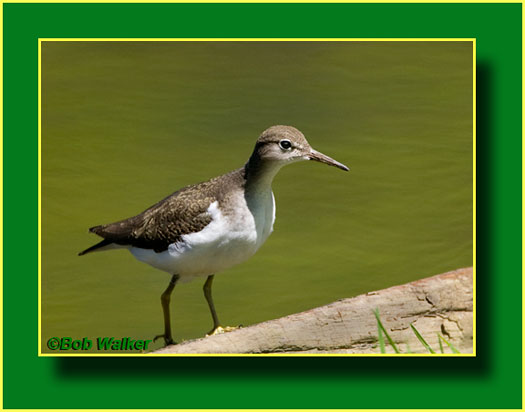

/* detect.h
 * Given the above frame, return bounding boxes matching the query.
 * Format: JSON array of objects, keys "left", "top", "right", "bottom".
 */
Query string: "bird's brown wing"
[
  {"left": 87, "top": 184, "right": 217, "bottom": 253},
  {"left": 80, "top": 167, "right": 247, "bottom": 256}
]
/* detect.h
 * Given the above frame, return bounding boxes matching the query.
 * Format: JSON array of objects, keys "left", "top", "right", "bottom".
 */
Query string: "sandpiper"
[{"left": 79, "top": 125, "right": 348, "bottom": 346}]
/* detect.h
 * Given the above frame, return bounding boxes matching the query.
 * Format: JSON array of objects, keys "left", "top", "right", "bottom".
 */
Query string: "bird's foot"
[
  {"left": 206, "top": 325, "right": 241, "bottom": 337},
  {"left": 153, "top": 334, "right": 176, "bottom": 346}
]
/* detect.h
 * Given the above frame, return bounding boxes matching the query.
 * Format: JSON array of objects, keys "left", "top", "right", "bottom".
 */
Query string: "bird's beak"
[{"left": 308, "top": 149, "right": 349, "bottom": 171}]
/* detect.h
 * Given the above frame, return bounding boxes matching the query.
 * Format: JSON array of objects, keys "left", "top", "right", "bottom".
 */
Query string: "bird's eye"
[{"left": 279, "top": 139, "right": 292, "bottom": 150}]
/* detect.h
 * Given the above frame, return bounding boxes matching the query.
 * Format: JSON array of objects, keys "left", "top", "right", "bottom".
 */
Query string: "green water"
[{"left": 41, "top": 41, "right": 473, "bottom": 352}]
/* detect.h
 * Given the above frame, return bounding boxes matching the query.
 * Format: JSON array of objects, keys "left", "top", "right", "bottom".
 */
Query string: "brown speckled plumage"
[{"left": 82, "top": 168, "right": 247, "bottom": 254}]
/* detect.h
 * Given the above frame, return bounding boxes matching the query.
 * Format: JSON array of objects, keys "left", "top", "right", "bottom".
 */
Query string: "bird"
[{"left": 79, "top": 125, "right": 349, "bottom": 346}]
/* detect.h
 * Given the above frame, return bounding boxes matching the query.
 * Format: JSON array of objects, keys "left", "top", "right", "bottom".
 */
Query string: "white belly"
[{"left": 129, "top": 192, "right": 275, "bottom": 282}]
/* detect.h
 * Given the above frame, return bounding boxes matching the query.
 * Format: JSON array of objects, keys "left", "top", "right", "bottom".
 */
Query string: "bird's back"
[{"left": 81, "top": 167, "right": 247, "bottom": 255}]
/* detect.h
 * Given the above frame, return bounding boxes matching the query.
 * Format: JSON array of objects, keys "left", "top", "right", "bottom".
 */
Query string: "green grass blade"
[
  {"left": 410, "top": 323, "right": 435, "bottom": 353},
  {"left": 377, "top": 317, "right": 386, "bottom": 353},
  {"left": 374, "top": 309, "right": 400, "bottom": 353},
  {"left": 438, "top": 334, "right": 460, "bottom": 353},
  {"left": 438, "top": 333, "right": 444, "bottom": 353}
]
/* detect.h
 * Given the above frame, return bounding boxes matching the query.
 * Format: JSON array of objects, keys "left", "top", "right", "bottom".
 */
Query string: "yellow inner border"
[{"left": 38, "top": 38, "right": 477, "bottom": 358}]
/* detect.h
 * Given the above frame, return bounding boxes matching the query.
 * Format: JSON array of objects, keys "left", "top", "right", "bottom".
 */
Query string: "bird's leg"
[
  {"left": 203, "top": 274, "right": 240, "bottom": 336},
  {"left": 153, "top": 274, "right": 179, "bottom": 346},
  {"left": 204, "top": 275, "right": 220, "bottom": 331}
]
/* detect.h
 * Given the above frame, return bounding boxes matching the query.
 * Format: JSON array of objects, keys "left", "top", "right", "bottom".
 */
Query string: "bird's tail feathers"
[{"left": 78, "top": 239, "right": 116, "bottom": 256}]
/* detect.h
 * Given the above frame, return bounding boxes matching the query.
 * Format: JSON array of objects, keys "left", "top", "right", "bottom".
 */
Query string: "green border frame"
[{"left": 3, "top": 2, "right": 522, "bottom": 409}]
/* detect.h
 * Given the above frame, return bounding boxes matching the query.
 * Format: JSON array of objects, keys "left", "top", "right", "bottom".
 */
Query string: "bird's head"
[{"left": 252, "top": 125, "right": 349, "bottom": 172}]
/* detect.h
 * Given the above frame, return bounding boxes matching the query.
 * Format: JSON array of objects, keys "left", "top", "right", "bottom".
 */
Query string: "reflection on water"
[{"left": 41, "top": 41, "right": 473, "bottom": 352}]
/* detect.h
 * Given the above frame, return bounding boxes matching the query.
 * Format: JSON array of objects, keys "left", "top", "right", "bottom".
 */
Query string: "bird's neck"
[{"left": 243, "top": 153, "right": 283, "bottom": 193}]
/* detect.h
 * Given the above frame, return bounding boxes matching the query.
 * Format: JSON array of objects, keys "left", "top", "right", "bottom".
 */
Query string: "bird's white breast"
[{"left": 129, "top": 190, "right": 275, "bottom": 282}]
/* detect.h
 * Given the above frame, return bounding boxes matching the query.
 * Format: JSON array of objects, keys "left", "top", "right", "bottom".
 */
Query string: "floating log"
[{"left": 154, "top": 267, "right": 473, "bottom": 354}]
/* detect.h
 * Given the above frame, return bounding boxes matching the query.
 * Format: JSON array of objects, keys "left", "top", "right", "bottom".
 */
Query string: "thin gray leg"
[
  {"left": 154, "top": 274, "right": 179, "bottom": 346},
  {"left": 203, "top": 274, "right": 220, "bottom": 333}
]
